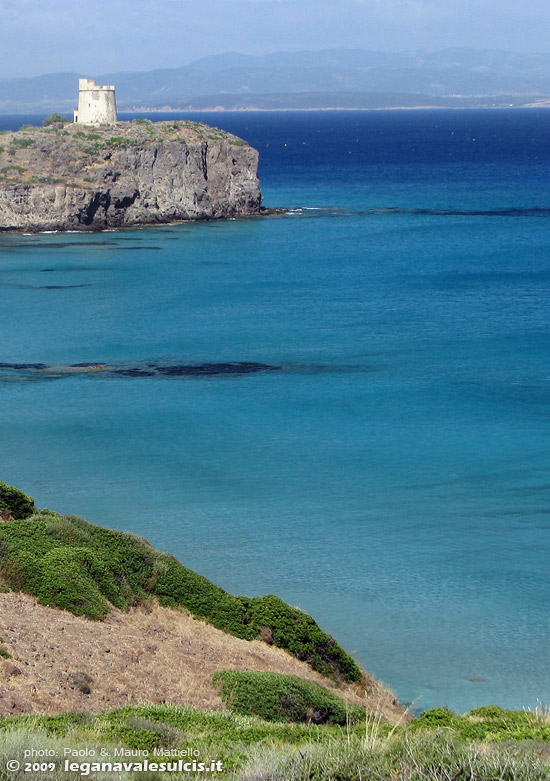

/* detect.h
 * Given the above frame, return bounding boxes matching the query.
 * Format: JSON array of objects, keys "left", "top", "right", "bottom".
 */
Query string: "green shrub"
[
  {"left": 0, "top": 165, "right": 26, "bottom": 176},
  {"left": 214, "top": 670, "right": 363, "bottom": 725},
  {"left": 242, "top": 594, "right": 362, "bottom": 682},
  {"left": 461, "top": 706, "right": 550, "bottom": 743},
  {"left": 120, "top": 717, "right": 184, "bottom": 751},
  {"left": 153, "top": 555, "right": 252, "bottom": 636},
  {"left": 409, "top": 705, "right": 550, "bottom": 743},
  {"left": 39, "top": 547, "right": 113, "bottom": 619},
  {"left": 468, "top": 704, "right": 509, "bottom": 719},
  {"left": 105, "top": 136, "right": 140, "bottom": 148},
  {"left": 29, "top": 175, "right": 65, "bottom": 185},
  {"left": 10, "top": 137, "right": 33, "bottom": 149},
  {"left": 416, "top": 707, "right": 458, "bottom": 727},
  {"left": 42, "top": 113, "right": 68, "bottom": 127},
  {"left": 0, "top": 481, "right": 35, "bottom": 519}
]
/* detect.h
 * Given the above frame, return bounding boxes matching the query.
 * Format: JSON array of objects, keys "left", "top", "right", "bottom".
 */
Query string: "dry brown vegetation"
[{"left": 0, "top": 592, "right": 402, "bottom": 722}]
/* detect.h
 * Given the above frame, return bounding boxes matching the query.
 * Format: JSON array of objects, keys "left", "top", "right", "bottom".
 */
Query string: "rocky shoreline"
[{"left": 0, "top": 119, "right": 262, "bottom": 232}]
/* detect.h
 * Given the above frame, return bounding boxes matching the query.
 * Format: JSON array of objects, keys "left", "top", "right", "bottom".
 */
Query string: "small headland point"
[{"left": 0, "top": 78, "right": 262, "bottom": 232}]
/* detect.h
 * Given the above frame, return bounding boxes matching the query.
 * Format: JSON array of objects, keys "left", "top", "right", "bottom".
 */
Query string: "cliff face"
[{"left": 0, "top": 120, "right": 261, "bottom": 231}]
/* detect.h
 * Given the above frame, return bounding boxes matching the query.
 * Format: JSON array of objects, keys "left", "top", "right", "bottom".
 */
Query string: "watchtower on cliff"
[{"left": 73, "top": 79, "right": 117, "bottom": 125}]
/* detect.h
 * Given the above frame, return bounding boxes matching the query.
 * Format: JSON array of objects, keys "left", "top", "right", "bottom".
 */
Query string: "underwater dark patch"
[
  {"left": 35, "top": 284, "right": 92, "bottom": 289},
  {"left": 151, "top": 362, "right": 281, "bottom": 376},
  {"left": 0, "top": 360, "right": 282, "bottom": 381},
  {"left": 113, "top": 246, "right": 162, "bottom": 251},
  {"left": 113, "top": 369, "right": 157, "bottom": 377},
  {"left": 365, "top": 206, "right": 550, "bottom": 217},
  {"left": 0, "top": 362, "right": 48, "bottom": 370}
]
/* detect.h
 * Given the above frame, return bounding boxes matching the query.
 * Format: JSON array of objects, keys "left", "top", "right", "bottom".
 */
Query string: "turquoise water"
[{"left": 0, "top": 111, "right": 549, "bottom": 713}]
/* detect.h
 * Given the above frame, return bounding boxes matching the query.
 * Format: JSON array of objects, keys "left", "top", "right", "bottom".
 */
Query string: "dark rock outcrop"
[{"left": 0, "top": 120, "right": 262, "bottom": 231}]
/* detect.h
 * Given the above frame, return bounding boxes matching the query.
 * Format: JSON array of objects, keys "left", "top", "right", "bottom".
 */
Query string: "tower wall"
[{"left": 73, "top": 79, "right": 117, "bottom": 125}]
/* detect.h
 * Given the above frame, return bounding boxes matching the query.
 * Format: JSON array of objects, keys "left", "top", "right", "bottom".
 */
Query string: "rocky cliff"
[{"left": 0, "top": 119, "right": 262, "bottom": 231}]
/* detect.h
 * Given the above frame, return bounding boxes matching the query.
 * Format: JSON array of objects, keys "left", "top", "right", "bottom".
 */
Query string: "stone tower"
[{"left": 73, "top": 79, "right": 117, "bottom": 125}]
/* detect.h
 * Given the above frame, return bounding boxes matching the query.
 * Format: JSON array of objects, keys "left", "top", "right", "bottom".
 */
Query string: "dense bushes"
[
  {"left": 214, "top": 670, "right": 364, "bottom": 725},
  {"left": 42, "top": 113, "right": 67, "bottom": 127},
  {"left": 152, "top": 555, "right": 252, "bottom": 637},
  {"left": 410, "top": 705, "right": 550, "bottom": 742},
  {"left": 0, "top": 483, "right": 361, "bottom": 682},
  {"left": 0, "top": 481, "right": 35, "bottom": 520},
  {"left": 242, "top": 595, "right": 362, "bottom": 682}
]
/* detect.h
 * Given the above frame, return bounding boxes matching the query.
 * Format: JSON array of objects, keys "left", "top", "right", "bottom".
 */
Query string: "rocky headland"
[{"left": 0, "top": 119, "right": 262, "bottom": 232}]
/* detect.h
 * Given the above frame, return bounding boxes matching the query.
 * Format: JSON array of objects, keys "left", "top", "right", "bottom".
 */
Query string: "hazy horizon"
[
  {"left": 4, "top": 0, "right": 550, "bottom": 78},
  {"left": 8, "top": 46, "right": 550, "bottom": 82}
]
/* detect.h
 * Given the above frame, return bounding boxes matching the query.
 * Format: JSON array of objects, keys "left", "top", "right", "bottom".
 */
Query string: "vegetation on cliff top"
[
  {"left": 0, "top": 118, "right": 247, "bottom": 188},
  {"left": 0, "top": 481, "right": 361, "bottom": 683},
  {"left": 42, "top": 113, "right": 68, "bottom": 127}
]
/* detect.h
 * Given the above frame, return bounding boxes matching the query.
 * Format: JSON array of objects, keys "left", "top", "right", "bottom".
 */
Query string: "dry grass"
[
  {"left": 524, "top": 700, "right": 550, "bottom": 723},
  {"left": 239, "top": 733, "right": 550, "bottom": 781},
  {"left": 0, "top": 593, "right": 402, "bottom": 723}
]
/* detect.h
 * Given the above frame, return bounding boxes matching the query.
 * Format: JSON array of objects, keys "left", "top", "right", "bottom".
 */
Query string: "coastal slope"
[
  {"left": 0, "top": 592, "right": 399, "bottom": 720},
  {"left": 0, "top": 119, "right": 261, "bottom": 231},
  {"left": 0, "top": 480, "right": 402, "bottom": 721}
]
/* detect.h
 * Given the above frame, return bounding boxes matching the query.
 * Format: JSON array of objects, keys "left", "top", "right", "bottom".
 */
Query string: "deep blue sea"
[{"left": 0, "top": 110, "right": 548, "bottom": 713}]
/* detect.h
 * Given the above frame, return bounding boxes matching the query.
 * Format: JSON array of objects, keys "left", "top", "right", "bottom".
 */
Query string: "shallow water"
[{"left": 0, "top": 110, "right": 549, "bottom": 712}]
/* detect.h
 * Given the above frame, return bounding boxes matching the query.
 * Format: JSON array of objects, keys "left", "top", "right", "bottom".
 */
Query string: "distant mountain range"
[{"left": 3, "top": 49, "right": 550, "bottom": 113}]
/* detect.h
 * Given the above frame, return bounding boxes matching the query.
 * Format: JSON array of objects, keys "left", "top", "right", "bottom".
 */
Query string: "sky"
[{"left": 3, "top": 0, "right": 550, "bottom": 78}]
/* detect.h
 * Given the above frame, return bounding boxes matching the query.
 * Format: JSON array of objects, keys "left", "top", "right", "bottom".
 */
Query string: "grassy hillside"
[
  {"left": 0, "top": 481, "right": 361, "bottom": 683},
  {"left": 0, "top": 702, "right": 548, "bottom": 780}
]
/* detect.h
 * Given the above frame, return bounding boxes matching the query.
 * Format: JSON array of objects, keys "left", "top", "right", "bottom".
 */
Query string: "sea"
[{"left": 0, "top": 109, "right": 548, "bottom": 714}]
